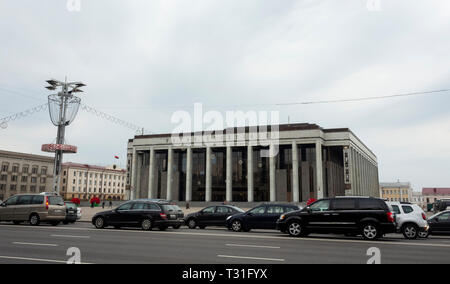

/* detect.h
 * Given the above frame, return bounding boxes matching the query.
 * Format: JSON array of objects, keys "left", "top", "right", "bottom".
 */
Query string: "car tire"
[
  {"left": 231, "top": 220, "right": 243, "bottom": 232},
  {"left": 94, "top": 217, "right": 106, "bottom": 229},
  {"left": 402, "top": 224, "right": 419, "bottom": 240},
  {"left": 361, "top": 223, "right": 380, "bottom": 240},
  {"left": 287, "top": 221, "right": 304, "bottom": 237},
  {"left": 141, "top": 219, "right": 152, "bottom": 231},
  {"left": 418, "top": 230, "right": 430, "bottom": 239},
  {"left": 187, "top": 219, "right": 197, "bottom": 229},
  {"left": 13, "top": 221, "right": 21, "bottom": 225},
  {"left": 29, "top": 214, "right": 40, "bottom": 226}
]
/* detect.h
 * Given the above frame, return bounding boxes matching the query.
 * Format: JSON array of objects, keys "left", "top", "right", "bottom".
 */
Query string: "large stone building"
[
  {"left": 126, "top": 123, "right": 379, "bottom": 203},
  {"left": 0, "top": 149, "right": 54, "bottom": 201},
  {"left": 380, "top": 182, "right": 413, "bottom": 202},
  {"left": 422, "top": 188, "right": 450, "bottom": 205},
  {"left": 60, "top": 162, "right": 127, "bottom": 201}
]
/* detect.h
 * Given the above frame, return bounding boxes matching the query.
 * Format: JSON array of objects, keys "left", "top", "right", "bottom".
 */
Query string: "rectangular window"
[
  {"left": 331, "top": 199, "right": 357, "bottom": 210},
  {"left": 1, "top": 163, "right": 9, "bottom": 172},
  {"left": 32, "top": 166, "right": 38, "bottom": 174},
  {"left": 22, "top": 166, "right": 29, "bottom": 173},
  {"left": 21, "top": 176, "right": 28, "bottom": 182}
]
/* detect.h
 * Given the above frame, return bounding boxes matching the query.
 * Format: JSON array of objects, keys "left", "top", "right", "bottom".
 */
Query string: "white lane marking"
[
  {"left": 218, "top": 255, "right": 285, "bottom": 262},
  {"left": 226, "top": 244, "right": 280, "bottom": 249},
  {"left": 2, "top": 224, "right": 450, "bottom": 249},
  {"left": 0, "top": 255, "right": 92, "bottom": 264},
  {"left": 12, "top": 242, "right": 58, "bottom": 247},
  {"left": 51, "top": 234, "right": 90, "bottom": 239}
]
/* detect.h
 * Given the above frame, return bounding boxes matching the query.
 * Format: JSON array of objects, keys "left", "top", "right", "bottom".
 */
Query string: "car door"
[
  {"left": 110, "top": 202, "right": 134, "bottom": 225},
  {"left": 265, "top": 205, "right": 285, "bottom": 229},
  {"left": 305, "top": 199, "right": 332, "bottom": 231},
  {"left": 197, "top": 206, "right": 216, "bottom": 226},
  {"left": 0, "top": 196, "right": 19, "bottom": 221},
  {"left": 15, "top": 195, "right": 33, "bottom": 221},
  {"left": 215, "top": 206, "right": 231, "bottom": 226},
  {"left": 244, "top": 206, "right": 267, "bottom": 229},
  {"left": 329, "top": 198, "right": 358, "bottom": 232},
  {"left": 129, "top": 203, "right": 146, "bottom": 225},
  {"left": 431, "top": 212, "right": 450, "bottom": 233}
]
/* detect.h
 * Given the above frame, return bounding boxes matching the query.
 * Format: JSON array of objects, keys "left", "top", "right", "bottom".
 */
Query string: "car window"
[
  {"left": 32, "top": 195, "right": 44, "bottom": 205},
  {"left": 5, "top": 196, "right": 18, "bottom": 206},
  {"left": 331, "top": 199, "right": 357, "bottom": 210},
  {"left": 359, "top": 199, "right": 385, "bottom": 210},
  {"left": 17, "top": 195, "right": 33, "bottom": 205},
  {"left": 65, "top": 203, "right": 76, "bottom": 209},
  {"left": 132, "top": 203, "right": 146, "bottom": 210},
  {"left": 144, "top": 203, "right": 160, "bottom": 210},
  {"left": 402, "top": 206, "right": 414, "bottom": 214},
  {"left": 249, "top": 206, "right": 266, "bottom": 214},
  {"left": 48, "top": 196, "right": 64, "bottom": 205},
  {"left": 391, "top": 205, "right": 401, "bottom": 214},
  {"left": 267, "top": 206, "right": 284, "bottom": 214},
  {"left": 437, "top": 212, "right": 450, "bottom": 221},
  {"left": 216, "top": 206, "right": 230, "bottom": 213},
  {"left": 117, "top": 203, "right": 133, "bottom": 211},
  {"left": 310, "top": 200, "right": 330, "bottom": 212},
  {"left": 202, "top": 207, "right": 215, "bottom": 214},
  {"left": 229, "top": 206, "right": 245, "bottom": 213},
  {"left": 285, "top": 207, "right": 297, "bottom": 213}
]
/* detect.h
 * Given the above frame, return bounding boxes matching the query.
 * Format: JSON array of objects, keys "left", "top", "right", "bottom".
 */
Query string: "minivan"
[{"left": 0, "top": 193, "right": 66, "bottom": 226}]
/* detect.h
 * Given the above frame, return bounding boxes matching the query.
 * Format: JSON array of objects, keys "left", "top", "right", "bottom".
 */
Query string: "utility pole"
[{"left": 43, "top": 78, "right": 85, "bottom": 194}]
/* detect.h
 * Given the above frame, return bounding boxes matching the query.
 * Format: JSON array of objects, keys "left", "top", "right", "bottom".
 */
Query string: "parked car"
[
  {"left": 185, "top": 205, "right": 244, "bottom": 229},
  {"left": 226, "top": 203, "right": 300, "bottom": 232},
  {"left": 92, "top": 200, "right": 184, "bottom": 231},
  {"left": 0, "top": 193, "right": 66, "bottom": 226},
  {"left": 76, "top": 207, "right": 82, "bottom": 220},
  {"left": 63, "top": 201, "right": 78, "bottom": 224},
  {"left": 387, "top": 201, "right": 429, "bottom": 239},
  {"left": 419, "top": 210, "right": 450, "bottom": 238},
  {"left": 434, "top": 200, "right": 450, "bottom": 213},
  {"left": 276, "top": 197, "right": 396, "bottom": 240}
]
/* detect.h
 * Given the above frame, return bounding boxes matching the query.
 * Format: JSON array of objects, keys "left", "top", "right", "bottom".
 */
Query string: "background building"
[
  {"left": 412, "top": 191, "right": 426, "bottom": 209},
  {"left": 0, "top": 149, "right": 54, "bottom": 201},
  {"left": 60, "top": 162, "right": 126, "bottom": 201},
  {"left": 422, "top": 188, "right": 450, "bottom": 206},
  {"left": 380, "top": 182, "right": 413, "bottom": 202},
  {"left": 127, "top": 123, "right": 379, "bottom": 204}
]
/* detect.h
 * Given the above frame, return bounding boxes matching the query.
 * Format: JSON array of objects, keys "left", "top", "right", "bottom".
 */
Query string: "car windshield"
[
  {"left": 161, "top": 204, "right": 182, "bottom": 212},
  {"left": 229, "top": 206, "right": 245, "bottom": 213},
  {"left": 65, "top": 202, "right": 76, "bottom": 209},
  {"left": 48, "top": 196, "right": 64, "bottom": 205}
]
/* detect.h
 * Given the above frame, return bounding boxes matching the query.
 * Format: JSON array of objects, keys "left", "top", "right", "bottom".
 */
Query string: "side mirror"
[{"left": 306, "top": 207, "right": 312, "bottom": 213}]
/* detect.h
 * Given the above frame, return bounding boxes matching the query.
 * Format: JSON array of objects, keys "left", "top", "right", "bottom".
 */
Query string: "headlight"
[
  {"left": 226, "top": 216, "right": 232, "bottom": 221},
  {"left": 280, "top": 214, "right": 286, "bottom": 220}
]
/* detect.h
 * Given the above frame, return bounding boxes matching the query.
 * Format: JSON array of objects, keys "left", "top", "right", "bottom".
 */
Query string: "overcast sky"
[{"left": 1, "top": 0, "right": 449, "bottom": 192}]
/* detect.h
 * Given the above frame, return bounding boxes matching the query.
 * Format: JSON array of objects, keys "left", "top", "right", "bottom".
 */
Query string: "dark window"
[
  {"left": 310, "top": 200, "right": 330, "bottom": 212},
  {"left": 65, "top": 202, "right": 76, "bottom": 209},
  {"left": 32, "top": 195, "right": 44, "bottom": 204},
  {"left": 332, "top": 199, "right": 357, "bottom": 210},
  {"left": 48, "top": 196, "right": 64, "bottom": 205},
  {"left": 437, "top": 212, "right": 450, "bottom": 221},
  {"left": 5, "top": 196, "right": 18, "bottom": 206},
  {"left": 144, "top": 203, "right": 160, "bottom": 210},
  {"left": 17, "top": 195, "right": 33, "bottom": 205},
  {"left": 267, "top": 206, "right": 284, "bottom": 214},
  {"left": 391, "top": 205, "right": 401, "bottom": 214},
  {"left": 285, "top": 206, "right": 298, "bottom": 213},
  {"left": 216, "top": 206, "right": 231, "bottom": 213},
  {"left": 249, "top": 206, "right": 266, "bottom": 214},
  {"left": 202, "top": 207, "right": 215, "bottom": 214},
  {"left": 402, "top": 206, "right": 414, "bottom": 214},
  {"left": 132, "top": 203, "right": 146, "bottom": 210},
  {"left": 117, "top": 203, "right": 133, "bottom": 211},
  {"left": 359, "top": 199, "right": 385, "bottom": 210}
]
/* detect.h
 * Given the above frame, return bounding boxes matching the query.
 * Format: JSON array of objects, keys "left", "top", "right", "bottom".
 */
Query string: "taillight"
[
  {"left": 422, "top": 213, "right": 427, "bottom": 220},
  {"left": 160, "top": 213, "right": 167, "bottom": 219},
  {"left": 387, "top": 212, "right": 395, "bottom": 223},
  {"left": 45, "top": 197, "right": 49, "bottom": 210}
]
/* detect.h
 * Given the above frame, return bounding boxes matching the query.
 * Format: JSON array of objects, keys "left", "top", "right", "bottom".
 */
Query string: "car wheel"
[
  {"left": 94, "top": 217, "right": 105, "bottom": 229},
  {"left": 187, "top": 219, "right": 197, "bottom": 229},
  {"left": 158, "top": 226, "right": 167, "bottom": 231},
  {"left": 173, "top": 225, "right": 181, "bottom": 229},
  {"left": 231, "top": 220, "right": 242, "bottom": 232},
  {"left": 288, "top": 221, "right": 303, "bottom": 237},
  {"left": 141, "top": 219, "right": 153, "bottom": 231},
  {"left": 418, "top": 230, "right": 430, "bottom": 239},
  {"left": 13, "top": 221, "right": 21, "bottom": 225},
  {"left": 29, "top": 214, "right": 40, "bottom": 226},
  {"left": 362, "top": 223, "right": 380, "bottom": 240},
  {"left": 403, "top": 224, "right": 419, "bottom": 240}
]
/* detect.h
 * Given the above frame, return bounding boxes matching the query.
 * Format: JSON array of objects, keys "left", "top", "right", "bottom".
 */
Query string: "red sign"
[{"left": 41, "top": 144, "right": 77, "bottom": 154}]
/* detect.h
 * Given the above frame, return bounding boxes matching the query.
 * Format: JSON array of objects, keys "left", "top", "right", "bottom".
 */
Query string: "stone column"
[
  {"left": 166, "top": 147, "right": 173, "bottom": 201},
  {"left": 136, "top": 153, "right": 142, "bottom": 199},
  {"left": 292, "top": 141, "right": 300, "bottom": 203},
  {"left": 247, "top": 145, "right": 254, "bottom": 202},
  {"left": 185, "top": 147, "right": 192, "bottom": 202},
  {"left": 205, "top": 146, "right": 212, "bottom": 202},
  {"left": 226, "top": 146, "right": 232, "bottom": 202},
  {"left": 315, "top": 140, "right": 324, "bottom": 199},
  {"left": 148, "top": 147, "right": 155, "bottom": 199},
  {"left": 269, "top": 144, "right": 276, "bottom": 202},
  {"left": 130, "top": 148, "right": 137, "bottom": 200}
]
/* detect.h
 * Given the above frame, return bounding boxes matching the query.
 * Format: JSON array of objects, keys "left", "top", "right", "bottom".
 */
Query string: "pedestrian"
[
  {"left": 102, "top": 201, "right": 105, "bottom": 209},
  {"left": 109, "top": 200, "right": 112, "bottom": 208},
  {"left": 186, "top": 202, "right": 190, "bottom": 210}
]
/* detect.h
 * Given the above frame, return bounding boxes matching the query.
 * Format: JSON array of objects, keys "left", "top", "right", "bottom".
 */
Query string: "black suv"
[
  {"left": 92, "top": 200, "right": 184, "bottom": 231},
  {"left": 226, "top": 203, "right": 300, "bottom": 232},
  {"left": 276, "top": 197, "right": 396, "bottom": 240}
]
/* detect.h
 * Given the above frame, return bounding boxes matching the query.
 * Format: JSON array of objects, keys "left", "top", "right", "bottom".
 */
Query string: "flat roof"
[{"left": 0, "top": 149, "right": 54, "bottom": 163}]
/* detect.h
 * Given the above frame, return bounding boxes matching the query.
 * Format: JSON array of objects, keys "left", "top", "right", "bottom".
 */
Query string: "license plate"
[
  {"left": 54, "top": 210, "right": 62, "bottom": 213},
  {"left": 170, "top": 214, "right": 176, "bottom": 219}
]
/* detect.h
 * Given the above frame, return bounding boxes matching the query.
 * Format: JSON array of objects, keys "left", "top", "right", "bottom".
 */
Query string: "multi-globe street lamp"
[{"left": 42, "top": 78, "right": 85, "bottom": 194}]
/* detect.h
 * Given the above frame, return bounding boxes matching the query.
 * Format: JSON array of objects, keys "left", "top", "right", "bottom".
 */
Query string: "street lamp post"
[{"left": 43, "top": 78, "right": 85, "bottom": 195}]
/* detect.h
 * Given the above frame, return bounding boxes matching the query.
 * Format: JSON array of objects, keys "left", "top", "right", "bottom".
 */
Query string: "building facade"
[
  {"left": 422, "top": 188, "right": 450, "bottom": 205},
  {"left": 412, "top": 191, "right": 426, "bottom": 209},
  {"left": 380, "top": 182, "right": 413, "bottom": 202},
  {"left": 127, "top": 123, "right": 379, "bottom": 203},
  {"left": 0, "top": 149, "right": 54, "bottom": 201},
  {"left": 60, "top": 162, "right": 127, "bottom": 201}
]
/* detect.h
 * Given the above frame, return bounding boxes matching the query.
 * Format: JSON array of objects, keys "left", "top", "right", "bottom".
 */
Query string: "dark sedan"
[
  {"left": 421, "top": 210, "right": 450, "bottom": 238},
  {"left": 226, "top": 203, "right": 300, "bottom": 232},
  {"left": 185, "top": 205, "right": 244, "bottom": 229},
  {"left": 92, "top": 200, "right": 184, "bottom": 231},
  {"left": 63, "top": 201, "right": 78, "bottom": 224}
]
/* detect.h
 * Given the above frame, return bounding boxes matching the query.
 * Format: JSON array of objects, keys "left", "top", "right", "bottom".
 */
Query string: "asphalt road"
[{"left": 0, "top": 221, "right": 450, "bottom": 264}]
